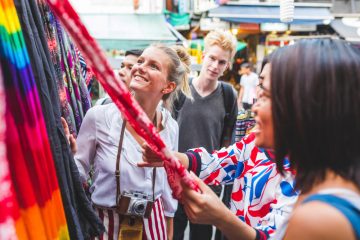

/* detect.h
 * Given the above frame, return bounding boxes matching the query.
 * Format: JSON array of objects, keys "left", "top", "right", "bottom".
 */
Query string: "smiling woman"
[{"left": 73, "top": 43, "right": 192, "bottom": 240}]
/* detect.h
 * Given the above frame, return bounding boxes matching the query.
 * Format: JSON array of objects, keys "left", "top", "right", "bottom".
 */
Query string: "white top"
[
  {"left": 74, "top": 103, "right": 178, "bottom": 217},
  {"left": 240, "top": 72, "right": 259, "bottom": 104}
]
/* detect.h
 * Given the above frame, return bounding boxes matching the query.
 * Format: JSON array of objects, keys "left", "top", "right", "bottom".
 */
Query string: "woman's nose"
[
  {"left": 137, "top": 63, "right": 145, "bottom": 73},
  {"left": 251, "top": 101, "right": 258, "bottom": 115}
]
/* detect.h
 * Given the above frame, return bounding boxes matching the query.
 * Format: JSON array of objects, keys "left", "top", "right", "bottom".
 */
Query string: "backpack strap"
[{"left": 220, "top": 81, "right": 238, "bottom": 146}]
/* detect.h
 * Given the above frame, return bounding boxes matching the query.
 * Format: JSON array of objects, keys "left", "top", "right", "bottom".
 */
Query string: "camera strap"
[{"left": 115, "top": 115, "right": 157, "bottom": 207}]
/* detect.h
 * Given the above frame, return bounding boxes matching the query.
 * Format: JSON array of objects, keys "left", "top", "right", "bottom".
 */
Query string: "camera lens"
[{"left": 133, "top": 201, "right": 146, "bottom": 215}]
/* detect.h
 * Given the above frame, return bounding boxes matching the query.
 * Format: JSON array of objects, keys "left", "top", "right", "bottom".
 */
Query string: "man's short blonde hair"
[{"left": 204, "top": 29, "right": 237, "bottom": 59}]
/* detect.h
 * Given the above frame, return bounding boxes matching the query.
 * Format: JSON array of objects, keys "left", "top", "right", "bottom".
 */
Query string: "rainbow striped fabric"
[{"left": 0, "top": 0, "right": 69, "bottom": 239}]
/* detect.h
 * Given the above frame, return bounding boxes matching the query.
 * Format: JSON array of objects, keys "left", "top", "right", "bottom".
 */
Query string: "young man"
[
  {"left": 96, "top": 49, "right": 142, "bottom": 105},
  {"left": 173, "top": 30, "right": 238, "bottom": 240},
  {"left": 237, "top": 63, "right": 259, "bottom": 110}
]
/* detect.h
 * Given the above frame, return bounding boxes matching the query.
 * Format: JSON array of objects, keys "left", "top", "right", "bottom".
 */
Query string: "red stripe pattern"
[{"left": 94, "top": 198, "right": 167, "bottom": 240}]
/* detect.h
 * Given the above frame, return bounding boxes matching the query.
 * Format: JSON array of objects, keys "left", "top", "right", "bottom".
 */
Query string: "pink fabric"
[
  {"left": 45, "top": 0, "right": 199, "bottom": 199},
  {"left": 0, "top": 58, "right": 17, "bottom": 239}
]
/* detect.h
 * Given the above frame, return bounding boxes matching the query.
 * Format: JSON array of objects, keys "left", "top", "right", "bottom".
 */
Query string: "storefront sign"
[
  {"left": 261, "top": 23, "right": 288, "bottom": 32},
  {"left": 290, "top": 24, "right": 316, "bottom": 32}
]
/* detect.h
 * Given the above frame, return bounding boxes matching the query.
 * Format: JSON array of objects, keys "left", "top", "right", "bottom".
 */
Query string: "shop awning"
[
  {"left": 80, "top": 14, "right": 181, "bottom": 50},
  {"left": 209, "top": 5, "right": 333, "bottom": 25},
  {"left": 331, "top": 18, "right": 360, "bottom": 42}
]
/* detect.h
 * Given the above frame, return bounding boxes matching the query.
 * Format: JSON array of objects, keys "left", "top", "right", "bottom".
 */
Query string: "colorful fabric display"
[
  {"left": 37, "top": 0, "right": 92, "bottom": 136},
  {"left": 13, "top": 0, "right": 104, "bottom": 238},
  {"left": 46, "top": 0, "right": 199, "bottom": 199},
  {"left": 0, "top": 0, "right": 69, "bottom": 238}
]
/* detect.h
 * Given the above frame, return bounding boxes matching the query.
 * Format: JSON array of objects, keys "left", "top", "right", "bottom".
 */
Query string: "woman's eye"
[
  {"left": 151, "top": 64, "right": 159, "bottom": 70},
  {"left": 137, "top": 59, "right": 143, "bottom": 64}
]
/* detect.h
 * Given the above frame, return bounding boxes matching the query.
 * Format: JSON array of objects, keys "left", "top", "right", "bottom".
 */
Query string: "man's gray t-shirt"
[{"left": 177, "top": 83, "right": 226, "bottom": 153}]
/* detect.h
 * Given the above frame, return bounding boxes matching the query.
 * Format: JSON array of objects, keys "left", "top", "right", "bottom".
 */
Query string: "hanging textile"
[
  {"left": 0, "top": 0, "right": 68, "bottom": 238},
  {"left": 12, "top": 0, "right": 104, "bottom": 238},
  {"left": 36, "top": 0, "right": 92, "bottom": 136},
  {"left": 0, "top": 63, "right": 17, "bottom": 239},
  {"left": 46, "top": 0, "right": 200, "bottom": 199}
]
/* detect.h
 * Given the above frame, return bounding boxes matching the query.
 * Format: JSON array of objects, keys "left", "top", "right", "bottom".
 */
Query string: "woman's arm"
[
  {"left": 166, "top": 217, "right": 174, "bottom": 240},
  {"left": 73, "top": 107, "right": 98, "bottom": 183}
]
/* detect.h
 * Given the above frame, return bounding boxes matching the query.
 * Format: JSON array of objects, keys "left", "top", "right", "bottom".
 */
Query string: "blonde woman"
[{"left": 74, "top": 44, "right": 191, "bottom": 240}]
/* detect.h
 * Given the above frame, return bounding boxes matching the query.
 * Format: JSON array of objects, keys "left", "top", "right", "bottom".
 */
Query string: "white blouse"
[{"left": 74, "top": 103, "right": 178, "bottom": 217}]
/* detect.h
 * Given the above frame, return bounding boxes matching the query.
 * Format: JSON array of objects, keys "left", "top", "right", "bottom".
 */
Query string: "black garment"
[
  {"left": 174, "top": 205, "right": 213, "bottom": 240},
  {"left": 14, "top": 0, "right": 104, "bottom": 238},
  {"left": 243, "top": 103, "right": 252, "bottom": 110},
  {"left": 174, "top": 185, "right": 222, "bottom": 240}
]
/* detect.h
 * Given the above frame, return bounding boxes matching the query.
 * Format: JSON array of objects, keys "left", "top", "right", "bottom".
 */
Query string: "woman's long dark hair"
[{"left": 270, "top": 39, "right": 360, "bottom": 193}]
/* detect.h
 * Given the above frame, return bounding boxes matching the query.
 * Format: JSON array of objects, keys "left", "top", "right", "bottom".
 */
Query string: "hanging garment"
[
  {"left": 0, "top": 60, "right": 17, "bottom": 240},
  {"left": 36, "top": 0, "right": 92, "bottom": 135},
  {"left": 12, "top": 0, "right": 104, "bottom": 238},
  {"left": 0, "top": 0, "right": 68, "bottom": 238}
]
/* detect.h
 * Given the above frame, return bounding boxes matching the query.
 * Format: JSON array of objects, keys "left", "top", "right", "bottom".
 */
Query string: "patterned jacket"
[{"left": 185, "top": 133, "right": 298, "bottom": 239}]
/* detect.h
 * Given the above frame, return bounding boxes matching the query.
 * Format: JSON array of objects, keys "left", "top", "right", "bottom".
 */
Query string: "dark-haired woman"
[{"left": 177, "top": 39, "right": 360, "bottom": 240}]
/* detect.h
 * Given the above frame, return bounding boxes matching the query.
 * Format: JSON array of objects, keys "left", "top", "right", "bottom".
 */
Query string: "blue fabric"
[{"left": 303, "top": 194, "right": 360, "bottom": 239}]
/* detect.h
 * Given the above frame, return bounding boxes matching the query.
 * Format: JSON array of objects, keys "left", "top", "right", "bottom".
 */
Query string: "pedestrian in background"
[
  {"left": 237, "top": 63, "right": 258, "bottom": 110},
  {"left": 96, "top": 49, "right": 143, "bottom": 105}
]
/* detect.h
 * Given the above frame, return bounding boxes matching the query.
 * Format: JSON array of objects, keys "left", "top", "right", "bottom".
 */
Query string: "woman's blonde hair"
[{"left": 150, "top": 43, "right": 192, "bottom": 109}]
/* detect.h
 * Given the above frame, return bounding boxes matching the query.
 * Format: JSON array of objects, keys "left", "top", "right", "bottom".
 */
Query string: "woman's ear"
[{"left": 162, "top": 82, "right": 176, "bottom": 95}]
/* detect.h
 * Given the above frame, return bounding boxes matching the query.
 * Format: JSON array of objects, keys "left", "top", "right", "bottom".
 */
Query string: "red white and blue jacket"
[{"left": 185, "top": 133, "right": 298, "bottom": 239}]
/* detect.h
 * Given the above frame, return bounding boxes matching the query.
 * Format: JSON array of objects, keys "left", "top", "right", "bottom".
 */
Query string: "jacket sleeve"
[
  {"left": 185, "top": 133, "right": 257, "bottom": 185},
  {"left": 253, "top": 170, "right": 298, "bottom": 240}
]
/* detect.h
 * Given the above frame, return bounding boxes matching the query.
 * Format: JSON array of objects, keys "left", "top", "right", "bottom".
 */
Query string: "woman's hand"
[
  {"left": 138, "top": 142, "right": 164, "bottom": 167},
  {"left": 61, "top": 117, "right": 77, "bottom": 155},
  {"left": 181, "top": 172, "right": 229, "bottom": 226},
  {"left": 138, "top": 143, "right": 190, "bottom": 169}
]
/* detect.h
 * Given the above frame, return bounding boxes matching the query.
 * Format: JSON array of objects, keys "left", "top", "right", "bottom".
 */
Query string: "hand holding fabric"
[{"left": 139, "top": 142, "right": 164, "bottom": 167}]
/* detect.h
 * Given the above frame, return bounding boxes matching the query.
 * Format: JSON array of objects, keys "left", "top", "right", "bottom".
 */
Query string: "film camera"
[{"left": 117, "top": 190, "right": 153, "bottom": 218}]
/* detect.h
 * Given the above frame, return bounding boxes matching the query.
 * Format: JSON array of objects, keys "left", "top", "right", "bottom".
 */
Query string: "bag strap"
[
  {"left": 115, "top": 120, "right": 127, "bottom": 204},
  {"left": 220, "top": 82, "right": 237, "bottom": 145},
  {"left": 172, "top": 77, "right": 193, "bottom": 120},
  {"left": 115, "top": 117, "right": 157, "bottom": 206}
]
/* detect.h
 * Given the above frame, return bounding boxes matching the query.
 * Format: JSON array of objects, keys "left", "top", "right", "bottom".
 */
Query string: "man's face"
[
  {"left": 240, "top": 66, "right": 250, "bottom": 75},
  {"left": 201, "top": 45, "right": 230, "bottom": 81},
  {"left": 118, "top": 54, "right": 139, "bottom": 86}
]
